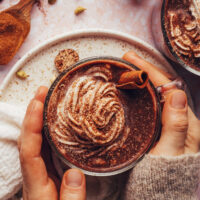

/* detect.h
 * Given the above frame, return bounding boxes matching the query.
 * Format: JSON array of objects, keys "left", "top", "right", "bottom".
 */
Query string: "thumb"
[
  {"left": 151, "top": 90, "right": 188, "bottom": 156},
  {"left": 60, "top": 169, "right": 86, "bottom": 200}
]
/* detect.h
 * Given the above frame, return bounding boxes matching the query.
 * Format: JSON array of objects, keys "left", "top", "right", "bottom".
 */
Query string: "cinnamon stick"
[{"left": 117, "top": 70, "right": 149, "bottom": 89}]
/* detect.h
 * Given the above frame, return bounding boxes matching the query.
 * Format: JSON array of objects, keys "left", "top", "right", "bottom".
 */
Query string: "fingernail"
[
  {"left": 170, "top": 90, "right": 187, "bottom": 109},
  {"left": 65, "top": 169, "right": 83, "bottom": 187}
]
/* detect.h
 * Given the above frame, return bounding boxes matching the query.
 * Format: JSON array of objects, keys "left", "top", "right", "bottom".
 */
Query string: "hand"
[
  {"left": 18, "top": 86, "right": 86, "bottom": 200},
  {"left": 123, "top": 51, "right": 200, "bottom": 156}
]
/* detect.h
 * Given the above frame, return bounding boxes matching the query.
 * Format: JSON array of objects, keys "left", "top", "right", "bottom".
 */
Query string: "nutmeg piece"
[{"left": 54, "top": 49, "right": 79, "bottom": 73}]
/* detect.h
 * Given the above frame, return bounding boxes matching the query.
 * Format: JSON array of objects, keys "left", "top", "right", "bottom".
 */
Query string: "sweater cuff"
[{"left": 124, "top": 153, "right": 200, "bottom": 200}]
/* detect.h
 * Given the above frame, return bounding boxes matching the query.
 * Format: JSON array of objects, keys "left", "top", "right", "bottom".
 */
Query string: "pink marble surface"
[
  {"left": 1, "top": 1, "right": 200, "bottom": 199},
  {"left": 0, "top": 0, "right": 157, "bottom": 83}
]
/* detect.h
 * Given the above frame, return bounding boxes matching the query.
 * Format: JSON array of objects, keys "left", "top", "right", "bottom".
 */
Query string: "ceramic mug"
[{"left": 43, "top": 56, "right": 184, "bottom": 176}]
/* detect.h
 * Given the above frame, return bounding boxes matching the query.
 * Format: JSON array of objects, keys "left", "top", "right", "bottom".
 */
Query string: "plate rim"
[{"left": 0, "top": 28, "right": 175, "bottom": 95}]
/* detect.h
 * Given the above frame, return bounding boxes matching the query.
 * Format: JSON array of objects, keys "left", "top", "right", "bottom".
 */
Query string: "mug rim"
[
  {"left": 43, "top": 56, "right": 162, "bottom": 176},
  {"left": 161, "top": 0, "right": 200, "bottom": 76}
]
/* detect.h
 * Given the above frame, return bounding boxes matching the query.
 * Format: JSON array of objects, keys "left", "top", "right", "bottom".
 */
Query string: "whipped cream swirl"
[
  {"left": 168, "top": 0, "right": 200, "bottom": 58},
  {"left": 54, "top": 65, "right": 129, "bottom": 158}
]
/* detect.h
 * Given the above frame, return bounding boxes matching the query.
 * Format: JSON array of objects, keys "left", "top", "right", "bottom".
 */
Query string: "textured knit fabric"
[
  {"left": 124, "top": 153, "right": 200, "bottom": 200},
  {"left": 0, "top": 102, "right": 25, "bottom": 200}
]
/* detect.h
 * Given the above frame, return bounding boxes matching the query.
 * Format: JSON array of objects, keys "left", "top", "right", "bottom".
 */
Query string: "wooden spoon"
[{"left": 0, "top": 0, "right": 36, "bottom": 65}]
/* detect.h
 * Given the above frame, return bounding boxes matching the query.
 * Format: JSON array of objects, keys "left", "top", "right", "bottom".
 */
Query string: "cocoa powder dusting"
[
  {"left": 0, "top": 12, "right": 30, "bottom": 65},
  {"left": 165, "top": 0, "right": 200, "bottom": 70},
  {"left": 45, "top": 62, "right": 159, "bottom": 173}
]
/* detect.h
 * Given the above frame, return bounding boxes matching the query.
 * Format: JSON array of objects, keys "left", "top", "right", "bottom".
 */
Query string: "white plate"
[{"left": 0, "top": 29, "right": 176, "bottom": 106}]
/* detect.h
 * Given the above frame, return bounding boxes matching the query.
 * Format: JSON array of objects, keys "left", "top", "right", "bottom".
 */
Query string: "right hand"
[{"left": 123, "top": 51, "right": 200, "bottom": 156}]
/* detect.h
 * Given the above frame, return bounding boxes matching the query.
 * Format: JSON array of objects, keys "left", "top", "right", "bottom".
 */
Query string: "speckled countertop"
[
  {"left": 1, "top": 0, "right": 200, "bottom": 199},
  {"left": 0, "top": 0, "right": 157, "bottom": 82},
  {"left": 1, "top": 0, "right": 199, "bottom": 117}
]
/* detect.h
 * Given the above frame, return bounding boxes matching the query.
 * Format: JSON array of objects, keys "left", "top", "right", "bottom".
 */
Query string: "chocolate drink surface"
[
  {"left": 44, "top": 59, "right": 159, "bottom": 173},
  {"left": 164, "top": 0, "right": 200, "bottom": 71}
]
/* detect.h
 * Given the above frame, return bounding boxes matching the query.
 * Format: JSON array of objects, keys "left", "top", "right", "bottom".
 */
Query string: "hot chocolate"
[
  {"left": 164, "top": 0, "right": 200, "bottom": 71},
  {"left": 43, "top": 58, "right": 161, "bottom": 174}
]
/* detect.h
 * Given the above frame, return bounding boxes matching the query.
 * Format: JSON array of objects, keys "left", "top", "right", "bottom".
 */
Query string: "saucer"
[{"left": 0, "top": 29, "right": 176, "bottom": 106}]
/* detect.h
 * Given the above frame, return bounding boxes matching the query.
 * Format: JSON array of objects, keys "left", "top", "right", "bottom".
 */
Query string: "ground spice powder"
[{"left": 0, "top": 12, "right": 30, "bottom": 65}]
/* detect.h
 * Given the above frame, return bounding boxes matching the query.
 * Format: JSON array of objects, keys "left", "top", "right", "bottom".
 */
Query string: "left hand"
[{"left": 18, "top": 86, "right": 86, "bottom": 200}]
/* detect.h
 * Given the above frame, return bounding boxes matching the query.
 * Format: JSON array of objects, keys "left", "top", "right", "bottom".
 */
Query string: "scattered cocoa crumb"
[
  {"left": 54, "top": 49, "right": 79, "bottom": 73},
  {"left": 74, "top": 6, "right": 86, "bottom": 15},
  {"left": 36, "top": 0, "right": 46, "bottom": 17},
  {"left": 35, "top": 0, "right": 40, "bottom": 5},
  {"left": 48, "top": 0, "right": 56, "bottom": 5}
]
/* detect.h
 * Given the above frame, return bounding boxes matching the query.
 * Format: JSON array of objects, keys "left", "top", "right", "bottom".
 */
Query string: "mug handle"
[{"left": 156, "top": 78, "right": 186, "bottom": 103}]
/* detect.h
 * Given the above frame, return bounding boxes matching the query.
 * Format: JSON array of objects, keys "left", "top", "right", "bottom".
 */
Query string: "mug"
[
  {"left": 151, "top": 0, "right": 200, "bottom": 76},
  {"left": 43, "top": 56, "right": 184, "bottom": 176}
]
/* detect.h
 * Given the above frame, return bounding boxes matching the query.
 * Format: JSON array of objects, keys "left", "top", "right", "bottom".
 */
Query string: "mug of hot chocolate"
[
  {"left": 152, "top": 0, "right": 200, "bottom": 75},
  {"left": 43, "top": 57, "right": 162, "bottom": 176}
]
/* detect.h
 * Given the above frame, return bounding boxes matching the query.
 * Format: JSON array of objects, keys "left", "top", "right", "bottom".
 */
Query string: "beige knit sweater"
[{"left": 123, "top": 153, "right": 200, "bottom": 200}]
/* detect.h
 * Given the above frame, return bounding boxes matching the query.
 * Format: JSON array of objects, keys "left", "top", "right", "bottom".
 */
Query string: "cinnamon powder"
[{"left": 0, "top": 12, "right": 30, "bottom": 65}]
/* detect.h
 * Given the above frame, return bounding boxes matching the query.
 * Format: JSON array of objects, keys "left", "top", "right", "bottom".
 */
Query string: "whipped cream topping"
[
  {"left": 54, "top": 65, "right": 129, "bottom": 158},
  {"left": 167, "top": 0, "right": 200, "bottom": 58}
]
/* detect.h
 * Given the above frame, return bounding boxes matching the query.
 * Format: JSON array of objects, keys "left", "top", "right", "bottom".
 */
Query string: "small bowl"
[{"left": 43, "top": 56, "right": 161, "bottom": 176}]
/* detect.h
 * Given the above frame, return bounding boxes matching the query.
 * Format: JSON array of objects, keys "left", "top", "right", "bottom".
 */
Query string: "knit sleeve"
[{"left": 123, "top": 153, "right": 200, "bottom": 200}]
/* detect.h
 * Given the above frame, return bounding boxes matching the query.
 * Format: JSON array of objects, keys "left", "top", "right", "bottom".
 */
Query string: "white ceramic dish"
[{"left": 0, "top": 29, "right": 176, "bottom": 106}]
